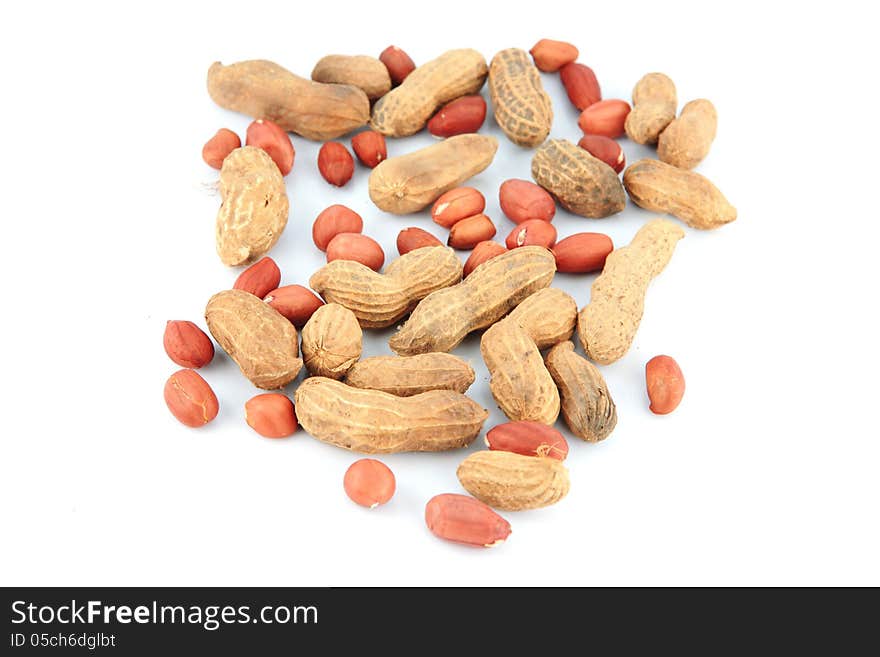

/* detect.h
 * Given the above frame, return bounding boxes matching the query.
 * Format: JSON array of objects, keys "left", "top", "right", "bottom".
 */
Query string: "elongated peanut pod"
[
  {"left": 545, "top": 341, "right": 617, "bottom": 441},
  {"left": 207, "top": 60, "right": 370, "bottom": 141},
  {"left": 294, "top": 377, "right": 488, "bottom": 453},
  {"left": 457, "top": 451, "right": 570, "bottom": 511},
  {"left": 390, "top": 246, "right": 556, "bottom": 356},
  {"left": 577, "top": 219, "right": 684, "bottom": 364},
  {"left": 368, "top": 135, "right": 498, "bottom": 214},
  {"left": 624, "top": 73, "right": 677, "bottom": 145},
  {"left": 658, "top": 99, "right": 717, "bottom": 169},
  {"left": 371, "top": 49, "right": 488, "bottom": 137},
  {"left": 345, "top": 353, "right": 475, "bottom": 396},
  {"left": 309, "top": 246, "right": 462, "bottom": 328},
  {"left": 488, "top": 48, "right": 553, "bottom": 147},
  {"left": 481, "top": 288, "right": 576, "bottom": 424},
  {"left": 311, "top": 55, "right": 391, "bottom": 100}
]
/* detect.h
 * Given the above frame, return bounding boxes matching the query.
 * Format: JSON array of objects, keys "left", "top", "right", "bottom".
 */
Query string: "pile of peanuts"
[{"left": 164, "top": 38, "right": 732, "bottom": 548}]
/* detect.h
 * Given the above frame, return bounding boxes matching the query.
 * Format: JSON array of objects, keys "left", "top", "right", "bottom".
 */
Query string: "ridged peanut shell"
[
  {"left": 311, "top": 55, "right": 391, "bottom": 100},
  {"left": 657, "top": 99, "right": 717, "bottom": 170},
  {"left": 215, "top": 147, "right": 289, "bottom": 266},
  {"left": 294, "top": 377, "right": 488, "bottom": 453},
  {"left": 389, "top": 246, "right": 556, "bottom": 356},
  {"left": 371, "top": 49, "right": 488, "bottom": 137},
  {"left": 369, "top": 134, "right": 498, "bottom": 214},
  {"left": 545, "top": 341, "right": 617, "bottom": 442},
  {"left": 205, "top": 290, "right": 302, "bottom": 389},
  {"left": 345, "top": 353, "right": 475, "bottom": 396},
  {"left": 309, "top": 246, "right": 463, "bottom": 328},
  {"left": 623, "top": 159, "right": 736, "bottom": 230},
  {"left": 577, "top": 219, "right": 684, "bottom": 365},
  {"left": 625, "top": 73, "right": 677, "bottom": 145},
  {"left": 207, "top": 60, "right": 369, "bottom": 141},
  {"left": 488, "top": 48, "right": 553, "bottom": 147},
  {"left": 457, "top": 451, "right": 570, "bottom": 511},
  {"left": 301, "top": 304, "right": 362, "bottom": 379},
  {"left": 531, "top": 139, "right": 626, "bottom": 218},
  {"left": 504, "top": 287, "right": 576, "bottom": 349}
]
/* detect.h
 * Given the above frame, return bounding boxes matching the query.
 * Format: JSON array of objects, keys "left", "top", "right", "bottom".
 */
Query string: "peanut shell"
[
  {"left": 488, "top": 48, "right": 553, "bottom": 147},
  {"left": 345, "top": 353, "right": 475, "bottom": 396},
  {"left": 457, "top": 451, "right": 570, "bottom": 511},
  {"left": 301, "top": 303, "right": 362, "bottom": 380},
  {"left": 311, "top": 55, "right": 391, "bottom": 100}
]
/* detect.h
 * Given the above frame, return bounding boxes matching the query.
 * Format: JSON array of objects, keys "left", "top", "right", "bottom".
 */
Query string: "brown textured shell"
[
  {"left": 206, "top": 60, "right": 370, "bottom": 140},
  {"left": 344, "top": 353, "right": 475, "bottom": 396},
  {"left": 205, "top": 290, "right": 302, "bottom": 389},
  {"left": 215, "top": 147, "right": 289, "bottom": 267},
  {"left": 371, "top": 49, "right": 488, "bottom": 137},
  {"left": 389, "top": 246, "right": 556, "bottom": 356},
  {"left": 311, "top": 55, "right": 392, "bottom": 100},
  {"left": 293, "top": 377, "right": 488, "bottom": 453},
  {"left": 488, "top": 48, "right": 553, "bottom": 148},
  {"left": 531, "top": 139, "right": 626, "bottom": 218},
  {"left": 577, "top": 219, "right": 684, "bottom": 365},
  {"left": 481, "top": 288, "right": 577, "bottom": 425},
  {"left": 300, "top": 304, "right": 362, "bottom": 380},
  {"left": 456, "top": 451, "right": 570, "bottom": 511},
  {"left": 657, "top": 99, "right": 717, "bottom": 169},
  {"left": 623, "top": 159, "right": 736, "bottom": 229},
  {"left": 545, "top": 341, "right": 617, "bottom": 442},
  {"left": 625, "top": 73, "right": 677, "bottom": 145},
  {"left": 309, "top": 246, "right": 462, "bottom": 328},
  {"left": 368, "top": 134, "right": 498, "bottom": 214}
]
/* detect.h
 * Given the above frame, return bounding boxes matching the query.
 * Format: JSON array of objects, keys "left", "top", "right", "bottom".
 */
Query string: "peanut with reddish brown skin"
[
  {"left": 351, "top": 130, "right": 387, "bottom": 168},
  {"left": 552, "top": 233, "right": 613, "bottom": 273},
  {"left": 245, "top": 393, "right": 298, "bottom": 438},
  {"left": 205, "top": 290, "right": 303, "bottom": 389},
  {"left": 529, "top": 39, "right": 579, "bottom": 72},
  {"left": 312, "top": 205, "right": 364, "bottom": 252},
  {"left": 425, "top": 494, "right": 511, "bottom": 548},
  {"left": 481, "top": 288, "right": 576, "bottom": 424},
  {"left": 369, "top": 134, "right": 498, "bottom": 214},
  {"left": 448, "top": 214, "right": 496, "bottom": 250},
  {"left": 428, "top": 95, "right": 487, "bottom": 137},
  {"left": 310, "top": 246, "right": 463, "bottom": 328},
  {"left": 234, "top": 257, "right": 281, "bottom": 298},
  {"left": 397, "top": 227, "right": 443, "bottom": 255},
  {"left": 623, "top": 159, "right": 736, "bottom": 230},
  {"left": 371, "top": 49, "right": 488, "bottom": 137},
  {"left": 578, "top": 99, "right": 631, "bottom": 139},
  {"left": 202, "top": 128, "right": 240, "bottom": 169},
  {"left": 625, "top": 73, "right": 677, "bottom": 145},
  {"left": 658, "top": 99, "right": 717, "bottom": 169},
  {"left": 559, "top": 62, "right": 601, "bottom": 110},
  {"left": 318, "top": 142, "right": 354, "bottom": 186},
  {"left": 577, "top": 219, "right": 684, "bottom": 365},
  {"left": 215, "top": 147, "right": 289, "bottom": 267},
  {"left": 505, "top": 219, "right": 557, "bottom": 249},
  {"left": 646, "top": 355, "right": 685, "bottom": 414},
  {"left": 164, "top": 369, "right": 219, "bottom": 428},
  {"left": 345, "top": 353, "right": 475, "bottom": 396},
  {"left": 294, "top": 377, "right": 488, "bottom": 453},
  {"left": 499, "top": 179, "right": 556, "bottom": 224},
  {"left": 488, "top": 48, "right": 553, "bottom": 147},
  {"left": 545, "top": 341, "right": 617, "bottom": 442},
  {"left": 207, "top": 60, "right": 369, "bottom": 140},
  {"left": 163, "top": 321, "right": 214, "bottom": 369},
  {"left": 532, "top": 139, "right": 625, "bottom": 218},
  {"left": 457, "top": 450, "right": 570, "bottom": 511},
  {"left": 311, "top": 55, "right": 391, "bottom": 100},
  {"left": 301, "top": 304, "right": 362, "bottom": 380},
  {"left": 390, "top": 246, "right": 555, "bottom": 356},
  {"left": 344, "top": 459, "right": 396, "bottom": 508},
  {"left": 263, "top": 285, "right": 324, "bottom": 327},
  {"left": 577, "top": 134, "right": 625, "bottom": 173},
  {"left": 486, "top": 421, "right": 569, "bottom": 460},
  {"left": 379, "top": 45, "right": 416, "bottom": 86},
  {"left": 463, "top": 241, "right": 506, "bottom": 277},
  {"left": 325, "top": 233, "right": 385, "bottom": 271},
  {"left": 432, "top": 187, "right": 486, "bottom": 228},
  {"left": 245, "top": 119, "right": 295, "bottom": 175}
]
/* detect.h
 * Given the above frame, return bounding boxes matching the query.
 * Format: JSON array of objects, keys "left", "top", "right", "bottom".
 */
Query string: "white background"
[{"left": 1, "top": 1, "right": 877, "bottom": 586}]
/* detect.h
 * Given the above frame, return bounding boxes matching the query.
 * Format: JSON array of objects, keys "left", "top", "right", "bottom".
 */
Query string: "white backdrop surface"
[{"left": 0, "top": 1, "right": 877, "bottom": 586}]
